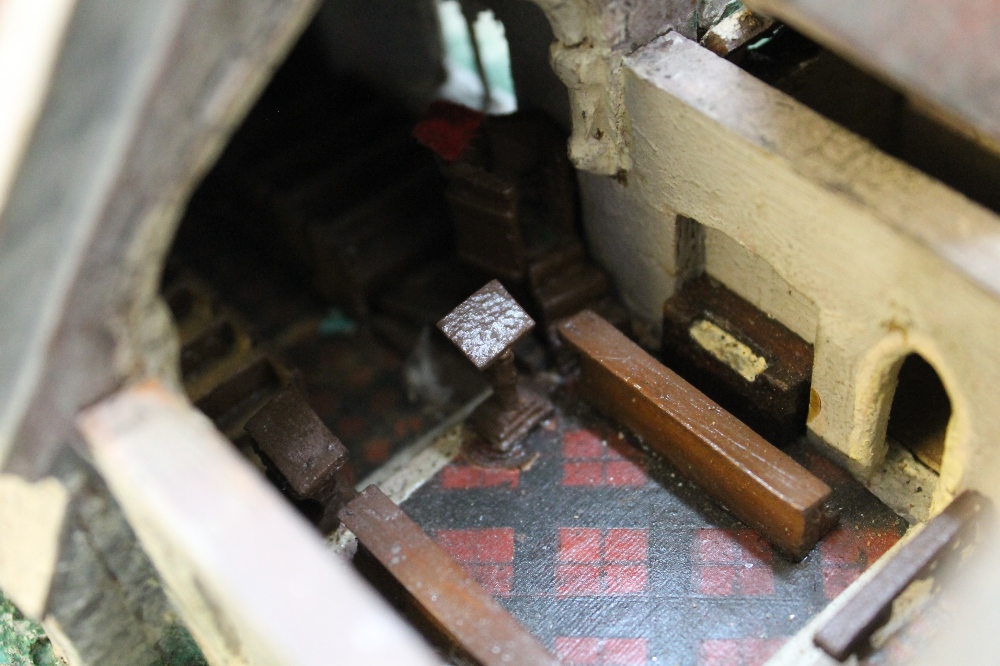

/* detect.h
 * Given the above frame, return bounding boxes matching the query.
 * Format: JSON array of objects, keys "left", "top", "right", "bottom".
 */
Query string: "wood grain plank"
[
  {"left": 341, "top": 485, "right": 559, "bottom": 666},
  {"left": 558, "top": 309, "right": 835, "bottom": 559}
]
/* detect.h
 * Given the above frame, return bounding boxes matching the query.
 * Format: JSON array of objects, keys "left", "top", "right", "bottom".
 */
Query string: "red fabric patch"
[
  {"left": 439, "top": 465, "right": 519, "bottom": 489},
  {"left": 437, "top": 527, "right": 515, "bottom": 563},
  {"left": 468, "top": 563, "right": 514, "bottom": 595},
  {"left": 557, "top": 564, "right": 603, "bottom": 595},
  {"left": 556, "top": 637, "right": 601, "bottom": 664},
  {"left": 560, "top": 528, "right": 603, "bottom": 562},
  {"left": 557, "top": 528, "right": 648, "bottom": 596},
  {"left": 698, "top": 638, "right": 786, "bottom": 666},
  {"left": 562, "top": 429, "right": 648, "bottom": 487},
  {"left": 604, "top": 565, "right": 647, "bottom": 594},
  {"left": 695, "top": 566, "right": 738, "bottom": 596},
  {"left": 822, "top": 567, "right": 860, "bottom": 599},
  {"left": 436, "top": 528, "right": 516, "bottom": 595},
  {"left": 602, "top": 638, "right": 647, "bottom": 665},
  {"left": 819, "top": 527, "right": 900, "bottom": 599},
  {"left": 563, "top": 461, "right": 604, "bottom": 486},
  {"left": 693, "top": 529, "right": 775, "bottom": 597},
  {"left": 411, "top": 100, "right": 485, "bottom": 161},
  {"left": 819, "top": 528, "right": 863, "bottom": 566},
  {"left": 605, "top": 460, "right": 647, "bottom": 486},
  {"left": 604, "top": 529, "right": 648, "bottom": 562},
  {"left": 563, "top": 429, "right": 605, "bottom": 458},
  {"left": 556, "top": 637, "right": 647, "bottom": 665},
  {"left": 695, "top": 529, "right": 774, "bottom": 565}
]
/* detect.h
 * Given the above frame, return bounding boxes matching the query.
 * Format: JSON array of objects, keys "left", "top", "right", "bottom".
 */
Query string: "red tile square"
[
  {"left": 820, "top": 528, "right": 862, "bottom": 566},
  {"left": 695, "top": 565, "right": 739, "bottom": 596},
  {"left": 733, "top": 530, "right": 773, "bottom": 564},
  {"left": 476, "top": 528, "right": 515, "bottom": 563},
  {"left": 440, "top": 466, "right": 482, "bottom": 489},
  {"left": 363, "top": 438, "right": 391, "bottom": 464},
  {"left": 604, "top": 564, "right": 648, "bottom": 594},
  {"left": 563, "top": 429, "right": 604, "bottom": 458},
  {"left": 555, "top": 637, "right": 601, "bottom": 664},
  {"left": 695, "top": 529, "right": 740, "bottom": 563},
  {"left": 860, "top": 529, "right": 898, "bottom": 564},
  {"left": 437, "top": 529, "right": 477, "bottom": 562},
  {"left": 392, "top": 415, "right": 424, "bottom": 438},
  {"left": 602, "top": 638, "right": 647, "bottom": 665},
  {"left": 557, "top": 564, "right": 602, "bottom": 595},
  {"left": 743, "top": 638, "right": 786, "bottom": 666},
  {"left": 604, "top": 529, "right": 648, "bottom": 562},
  {"left": 698, "top": 639, "right": 741, "bottom": 666},
  {"left": 338, "top": 415, "right": 366, "bottom": 440},
  {"left": 822, "top": 566, "right": 860, "bottom": 599},
  {"left": 564, "top": 461, "right": 605, "bottom": 486},
  {"left": 605, "top": 460, "right": 648, "bottom": 486},
  {"left": 469, "top": 564, "right": 513, "bottom": 595},
  {"left": 560, "top": 528, "right": 602, "bottom": 562},
  {"left": 479, "top": 467, "right": 519, "bottom": 488},
  {"left": 698, "top": 638, "right": 786, "bottom": 666},
  {"left": 739, "top": 565, "right": 775, "bottom": 596},
  {"left": 603, "top": 444, "right": 626, "bottom": 460}
]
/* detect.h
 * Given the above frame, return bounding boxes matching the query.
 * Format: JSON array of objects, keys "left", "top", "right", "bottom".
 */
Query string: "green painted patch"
[
  {"left": 0, "top": 591, "right": 207, "bottom": 666},
  {"left": 0, "top": 595, "right": 56, "bottom": 666}
]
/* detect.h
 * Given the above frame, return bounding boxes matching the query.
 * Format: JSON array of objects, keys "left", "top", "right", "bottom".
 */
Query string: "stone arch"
[{"left": 849, "top": 333, "right": 967, "bottom": 510}]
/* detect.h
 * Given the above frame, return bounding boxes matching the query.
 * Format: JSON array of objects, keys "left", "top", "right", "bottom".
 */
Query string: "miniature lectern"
[{"left": 438, "top": 280, "right": 552, "bottom": 454}]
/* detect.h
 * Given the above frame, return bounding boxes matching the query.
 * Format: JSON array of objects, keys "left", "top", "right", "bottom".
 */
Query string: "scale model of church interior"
[{"left": 7, "top": 1, "right": 1000, "bottom": 665}]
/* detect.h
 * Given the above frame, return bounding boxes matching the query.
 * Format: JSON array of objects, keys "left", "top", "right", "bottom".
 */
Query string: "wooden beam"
[
  {"left": 78, "top": 381, "right": 439, "bottom": 666},
  {"left": 558, "top": 309, "right": 836, "bottom": 559},
  {"left": 814, "top": 490, "right": 989, "bottom": 660},
  {"left": 340, "top": 485, "right": 559, "bottom": 666}
]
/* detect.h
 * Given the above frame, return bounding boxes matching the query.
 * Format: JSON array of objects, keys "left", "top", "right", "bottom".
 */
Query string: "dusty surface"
[{"left": 401, "top": 384, "right": 907, "bottom": 665}]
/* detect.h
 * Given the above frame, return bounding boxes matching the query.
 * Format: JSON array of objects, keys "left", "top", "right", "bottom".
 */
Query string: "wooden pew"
[
  {"left": 558, "top": 309, "right": 836, "bottom": 560},
  {"left": 340, "top": 485, "right": 559, "bottom": 666}
]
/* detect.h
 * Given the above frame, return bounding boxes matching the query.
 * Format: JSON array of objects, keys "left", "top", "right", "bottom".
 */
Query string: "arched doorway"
[{"left": 886, "top": 353, "right": 952, "bottom": 474}]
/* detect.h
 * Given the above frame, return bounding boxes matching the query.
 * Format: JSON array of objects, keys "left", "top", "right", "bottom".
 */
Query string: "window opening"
[{"left": 436, "top": 0, "right": 517, "bottom": 114}]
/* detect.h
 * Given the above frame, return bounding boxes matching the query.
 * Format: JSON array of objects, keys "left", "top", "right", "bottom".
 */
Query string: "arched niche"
[{"left": 851, "top": 336, "right": 967, "bottom": 519}]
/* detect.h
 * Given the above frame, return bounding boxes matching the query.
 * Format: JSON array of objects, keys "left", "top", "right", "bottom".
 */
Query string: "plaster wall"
[
  {"left": 597, "top": 32, "right": 1000, "bottom": 512},
  {"left": 529, "top": 0, "right": 732, "bottom": 174}
]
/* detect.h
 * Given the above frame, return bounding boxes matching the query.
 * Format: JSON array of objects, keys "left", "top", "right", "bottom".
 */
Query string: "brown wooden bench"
[
  {"left": 340, "top": 485, "right": 559, "bottom": 666},
  {"left": 558, "top": 309, "right": 836, "bottom": 559}
]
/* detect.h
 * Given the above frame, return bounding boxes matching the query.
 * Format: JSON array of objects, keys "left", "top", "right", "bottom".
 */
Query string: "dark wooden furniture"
[
  {"left": 438, "top": 280, "right": 552, "bottom": 454},
  {"left": 340, "top": 485, "right": 559, "bottom": 666},
  {"left": 245, "top": 387, "right": 355, "bottom": 533},
  {"left": 814, "top": 491, "right": 989, "bottom": 660},
  {"left": 434, "top": 109, "right": 621, "bottom": 336},
  {"left": 558, "top": 309, "right": 836, "bottom": 559},
  {"left": 662, "top": 275, "right": 814, "bottom": 445}
]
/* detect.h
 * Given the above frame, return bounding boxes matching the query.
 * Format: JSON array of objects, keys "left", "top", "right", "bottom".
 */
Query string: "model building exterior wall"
[{"left": 574, "top": 31, "right": 1000, "bottom": 512}]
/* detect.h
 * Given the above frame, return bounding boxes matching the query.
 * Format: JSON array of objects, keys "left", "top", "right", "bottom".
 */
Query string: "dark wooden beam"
[
  {"left": 814, "top": 490, "right": 989, "bottom": 660},
  {"left": 340, "top": 485, "right": 559, "bottom": 666}
]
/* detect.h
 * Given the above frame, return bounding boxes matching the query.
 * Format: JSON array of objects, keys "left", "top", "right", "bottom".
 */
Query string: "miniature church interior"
[
  {"left": 1, "top": 1, "right": 998, "bottom": 665},
  {"left": 156, "top": 3, "right": 995, "bottom": 664}
]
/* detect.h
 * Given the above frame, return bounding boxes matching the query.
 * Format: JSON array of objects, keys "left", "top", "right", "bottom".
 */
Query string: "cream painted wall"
[
  {"left": 587, "top": 32, "right": 1000, "bottom": 512},
  {"left": 705, "top": 226, "right": 819, "bottom": 343}
]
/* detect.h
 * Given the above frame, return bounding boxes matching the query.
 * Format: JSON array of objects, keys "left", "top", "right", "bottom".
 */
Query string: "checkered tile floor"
[{"left": 402, "top": 391, "right": 907, "bottom": 666}]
